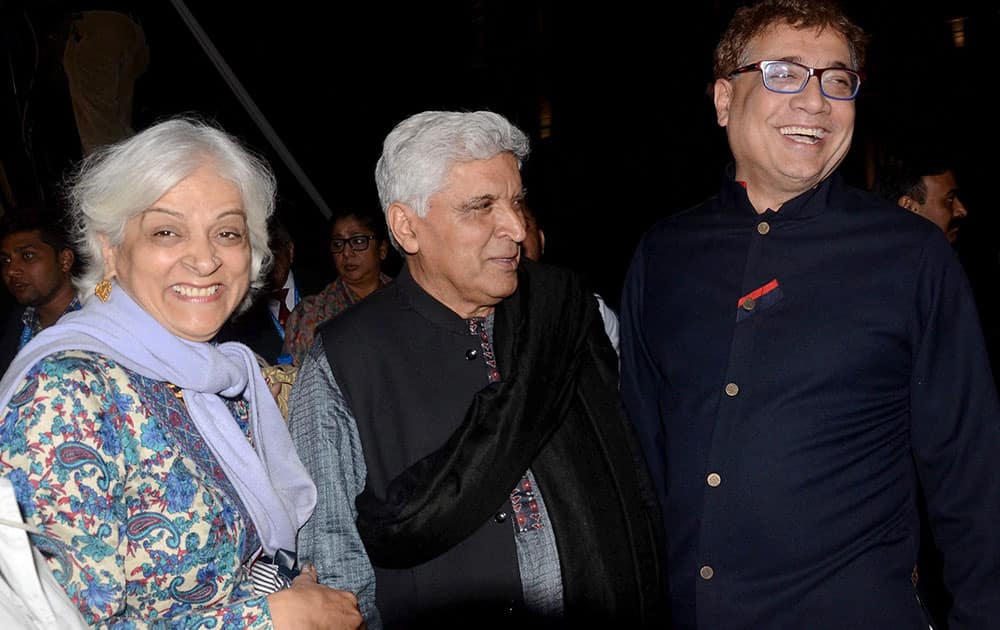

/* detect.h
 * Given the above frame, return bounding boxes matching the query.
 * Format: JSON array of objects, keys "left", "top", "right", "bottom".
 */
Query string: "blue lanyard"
[
  {"left": 268, "top": 310, "right": 285, "bottom": 340},
  {"left": 17, "top": 324, "right": 33, "bottom": 351},
  {"left": 18, "top": 299, "right": 82, "bottom": 350},
  {"left": 269, "top": 285, "right": 300, "bottom": 339}
]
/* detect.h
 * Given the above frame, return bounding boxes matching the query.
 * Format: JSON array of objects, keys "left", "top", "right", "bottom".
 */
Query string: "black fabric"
[
  {"left": 322, "top": 267, "right": 525, "bottom": 623},
  {"left": 337, "top": 260, "right": 666, "bottom": 625},
  {"left": 0, "top": 305, "right": 26, "bottom": 378},
  {"left": 215, "top": 297, "right": 284, "bottom": 364},
  {"left": 621, "top": 169, "right": 1000, "bottom": 628}
]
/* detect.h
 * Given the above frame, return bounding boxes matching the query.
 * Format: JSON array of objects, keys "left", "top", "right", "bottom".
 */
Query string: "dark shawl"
[{"left": 356, "top": 260, "right": 666, "bottom": 625}]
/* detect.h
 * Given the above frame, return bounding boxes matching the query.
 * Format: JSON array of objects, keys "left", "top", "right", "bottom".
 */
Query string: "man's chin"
[{"left": 489, "top": 276, "right": 519, "bottom": 301}]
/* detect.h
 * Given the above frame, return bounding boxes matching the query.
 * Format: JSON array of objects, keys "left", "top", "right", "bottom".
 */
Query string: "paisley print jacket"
[{"left": 0, "top": 350, "right": 272, "bottom": 628}]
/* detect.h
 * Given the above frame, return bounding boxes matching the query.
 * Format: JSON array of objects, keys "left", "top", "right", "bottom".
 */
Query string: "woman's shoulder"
[
  {"left": 4, "top": 350, "right": 157, "bottom": 412},
  {"left": 22, "top": 349, "right": 133, "bottom": 383}
]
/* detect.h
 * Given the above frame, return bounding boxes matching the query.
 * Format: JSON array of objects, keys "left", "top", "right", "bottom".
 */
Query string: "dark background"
[
  {"left": 1, "top": 2, "right": 997, "bottom": 624},
  {"left": 2, "top": 1, "right": 999, "bottom": 320}
]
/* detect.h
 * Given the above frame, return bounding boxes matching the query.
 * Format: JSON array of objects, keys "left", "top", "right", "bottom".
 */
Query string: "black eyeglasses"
[
  {"left": 730, "top": 60, "right": 862, "bottom": 100},
  {"left": 330, "top": 235, "right": 378, "bottom": 253}
]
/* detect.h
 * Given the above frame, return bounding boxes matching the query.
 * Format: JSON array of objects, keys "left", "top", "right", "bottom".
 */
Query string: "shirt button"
[
  {"left": 465, "top": 349, "right": 478, "bottom": 360},
  {"left": 494, "top": 511, "right": 508, "bottom": 523},
  {"left": 741, "top": 297, "right": 756, "bottom": 311},
  {"left": 706, "top": 472, "right": 722, "bottom": 487},
  {"left": 700, "top": 565, "right": 715, "bottom": 580},
  {"left": 725, "top": 382, "right": 739, "bottom": 397},
  {"left": 757, "top": 221, "right": 770, "bottom": 235}
]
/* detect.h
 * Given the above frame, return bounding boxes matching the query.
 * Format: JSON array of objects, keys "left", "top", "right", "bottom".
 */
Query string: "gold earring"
[{"left": 94, "top": 279, "right": 112, "bottom": 303}]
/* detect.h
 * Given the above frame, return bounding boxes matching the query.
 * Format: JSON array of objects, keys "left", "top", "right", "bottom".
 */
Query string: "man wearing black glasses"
[{"left": 620, "top": 0, "right": 1000, "bottom": 628}]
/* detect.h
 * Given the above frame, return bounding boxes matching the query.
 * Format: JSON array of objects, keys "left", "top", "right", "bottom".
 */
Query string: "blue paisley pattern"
[{"left": 0, "top": 350, "right": 272, "bottom": 628}]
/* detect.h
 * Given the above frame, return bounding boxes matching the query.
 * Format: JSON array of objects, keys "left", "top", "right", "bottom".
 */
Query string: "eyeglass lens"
[
  {"left": 761, "top": 61, "right": 858, "bottom": 99},
  {"left": 331, "top": 236, "right": 374, "bottom": 252}
]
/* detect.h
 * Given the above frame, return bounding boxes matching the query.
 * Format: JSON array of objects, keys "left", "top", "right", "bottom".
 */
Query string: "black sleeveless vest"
[{"left": 321, "top": 268, "right": 522, "bottom": 626}]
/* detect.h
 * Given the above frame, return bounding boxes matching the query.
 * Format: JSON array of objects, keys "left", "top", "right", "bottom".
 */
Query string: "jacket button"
[
  {"left": 706, "top": 472, "right": 722, "bottom": 487},
  {"left": 757, "top": 221, "right": 770, "bottom": 235},
  {"left": 741, "top": 297, "right": 756, "bottom": 311},
  {"left": 700, "top": 565, "right": 715, "bottom": 580},
  {"left": 725, "top": 382, "right": 739, "bottom": 397},
  {"left": 494, "top": 511, "right": 508, "bottom": 523},
  {"left": 466, "top": 349, "right": 478, "bottom": 360}
]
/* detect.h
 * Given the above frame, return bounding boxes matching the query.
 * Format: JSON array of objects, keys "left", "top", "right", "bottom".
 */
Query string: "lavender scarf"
[{"left": 0, "top": 281, "right": 316, "bottom": 555}]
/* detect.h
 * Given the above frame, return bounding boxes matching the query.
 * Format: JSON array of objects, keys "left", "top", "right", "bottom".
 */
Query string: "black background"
[{"left": 2, "top": 1, "right": 999, "bottom": 320}]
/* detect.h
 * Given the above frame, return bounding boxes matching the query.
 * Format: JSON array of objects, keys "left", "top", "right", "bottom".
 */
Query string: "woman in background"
[{"left": 282, "top": 209, "right": 392, "bottom": 365}]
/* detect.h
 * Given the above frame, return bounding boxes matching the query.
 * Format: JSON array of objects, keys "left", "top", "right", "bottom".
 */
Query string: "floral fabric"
[
  {"left": 0, "top": 350, "right": 272, "bottom": 629},
  {"left": 281, "top": 274, "right": 392, "bottom": 366}
]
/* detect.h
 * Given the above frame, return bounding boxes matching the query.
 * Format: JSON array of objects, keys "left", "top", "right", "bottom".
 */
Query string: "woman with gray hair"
[{"left": 0, "top": 117, "right": 362, "bottom": 628}]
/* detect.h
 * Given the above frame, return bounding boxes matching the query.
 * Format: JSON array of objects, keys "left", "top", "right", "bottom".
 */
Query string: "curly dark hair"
[
  {"left": 0, "top": 206, "right": 81, "bottom": 275},
  {"left": 713, "top": 0, "right": 869, "bottom": 79}
]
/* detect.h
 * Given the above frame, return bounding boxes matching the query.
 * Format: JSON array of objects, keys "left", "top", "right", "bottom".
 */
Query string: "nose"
[
  {"left": 953, "top": 197, "right": 968, "bottom": 218},
  {"left": 183, "top": 235, "right": 222, "bottom": 275},
  {"left": 497, "top": 202, "right": 527, "bottom": 243},
  {"left": 4, "top": 259, "right": 22, "bottom": 280},
  {"left": 789, "top": 75, "right": 831, "bottom": 114}
]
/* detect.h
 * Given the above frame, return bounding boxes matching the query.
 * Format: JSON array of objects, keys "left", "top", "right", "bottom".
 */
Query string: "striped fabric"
[{"left": 249, "top": 550, "right": 297, "bottom": 596}]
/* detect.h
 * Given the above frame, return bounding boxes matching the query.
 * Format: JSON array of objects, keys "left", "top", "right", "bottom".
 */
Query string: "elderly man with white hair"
[{"left": 290, "top": 110, "right": 665, "bottom": 629}]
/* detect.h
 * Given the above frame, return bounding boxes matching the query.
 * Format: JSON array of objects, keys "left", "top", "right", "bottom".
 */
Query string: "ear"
[
  {"left": 898, "top": 194, "right": 918, "bottom": 212},
  {"left": 287, "top": 241, "right": 295, "bottom": 263},
  {"left": 714, "top": 78, "right": 733, "bottom": 127},
  {"left": 378, "top": 238, "right": 389, "bottom": 261},
  {"left": 97, "top": 233, "right": 118, "bottom": 280},
  {"left": 58, "top": 248, "right": 74, "bottom": 274},
  {"left": 538, "top": 228, "right": 547, "bottom": 257},
  {"left": 387, "top": 202, "right": 420, "bottom": 255}
]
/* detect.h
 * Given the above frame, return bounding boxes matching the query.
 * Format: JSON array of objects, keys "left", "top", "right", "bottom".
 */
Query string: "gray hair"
[
  {"left": 374, "top": 110, "right": 530, "bottom": 250},
  {"left": 66, "top": 117, "right": 276, "bottom": 312}
]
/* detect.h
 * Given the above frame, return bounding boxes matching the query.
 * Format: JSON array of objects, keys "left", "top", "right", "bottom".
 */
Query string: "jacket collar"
[
  {"left": 718, "top": 162, "right": 847, "bottom": 220},
  {"left": 396, "top": 265, "right": 478, "bottom": 334}
]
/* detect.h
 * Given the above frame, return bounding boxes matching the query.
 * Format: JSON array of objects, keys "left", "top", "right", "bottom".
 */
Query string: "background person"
[
  {"left": 518, "top": 201, "right": 620, "bottom": 357},
  {"left": 0, "top": 206, "right": 81, "bottom": 374},
  {"left": 216, "top": 218, "right": 306, "bottom": 364},
  {"left": 874, "top": 152, "right": 967, "bottom": 244},
  {"left": 0, "top": 118, "right": 362, "bottom": 629},
  {"left": 281, "top": 208, "right": 391, "bottom": 366}
]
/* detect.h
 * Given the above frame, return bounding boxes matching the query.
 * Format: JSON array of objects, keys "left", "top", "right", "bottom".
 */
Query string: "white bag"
[{"left": 0, "top": 477, "right": 88, "bottom": 629}]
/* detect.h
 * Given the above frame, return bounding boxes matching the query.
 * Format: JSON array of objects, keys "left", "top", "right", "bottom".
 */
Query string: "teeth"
[
  {"left": 172, "top": 285, "right": 220, "bottom": 297},
  {"left": 780, "top": 126, "right": 825, "bottom": 139}
]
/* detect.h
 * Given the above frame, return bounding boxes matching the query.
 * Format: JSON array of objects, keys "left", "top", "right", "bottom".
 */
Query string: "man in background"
[
  {"left": 875, "top": 154, "right": 967, "bottom": 244},
  {"left": 0, "top": 207, "right": 80, "bottom": 374},
  {"left": 519, "top": 202, "right": 619, "bottom": 357},
  {"left": 216, "top": 219, "right": 302, "bottom": 364}
]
